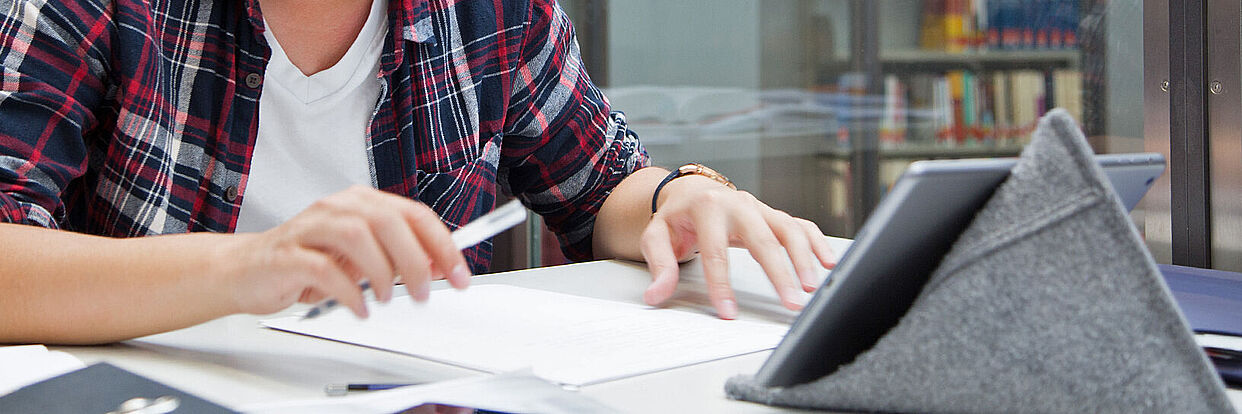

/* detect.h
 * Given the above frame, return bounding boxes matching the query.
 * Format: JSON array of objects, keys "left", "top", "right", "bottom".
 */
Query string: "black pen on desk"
[
  {"left": 324, "top": 383, "right": 419, "bottom": 396},
  {"left": 301, "top": 199, "right": 529, "bottom": 320},
  {"left": 1205, "top": 346, "right": 1242, "bottom": 361}
]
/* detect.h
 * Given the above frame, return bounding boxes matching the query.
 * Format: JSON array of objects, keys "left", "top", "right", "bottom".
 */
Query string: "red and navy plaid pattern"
[{"left": 0, "top": 0, "right": 649, "bottom": 272}]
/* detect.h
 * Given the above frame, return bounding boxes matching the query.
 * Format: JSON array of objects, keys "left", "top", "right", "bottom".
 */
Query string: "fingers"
[
  {"left": 367, "top": 190, "right": 472, "bottom": 297},
  {"left": 275, "top": 186, "right": 468, "bottom": 311},
  {"left": 648, "top": 179, "right": 832, "bottom": 319},
  {"left": 640, "top": 213, "right": 681, "bottom": 306},
  {"left": 300, "top": 215, "right": 396, "bottom": 302},
  {"left": 373, "top": 214, "right": 433, "bottom": 302},
  {"left": 727, "top": 197, "right": 806, "bottom": 311},
  {"left": 767, "top": 211, "right": 827, "bottom": 292},
  {"left": 690, "top": 204, "right": 739, "bottom": 320},
  {"left": 801, "top": 218, "right": 837, "bottom": 270},
  {"left": 394, "top": 197, "right": 471, "bottom": 290},
  {"left": 294, "top": 250, "right": 368, "bottom": 317},
  {"left": 356, "top": 194, "right": 437, "bottom": 302}
]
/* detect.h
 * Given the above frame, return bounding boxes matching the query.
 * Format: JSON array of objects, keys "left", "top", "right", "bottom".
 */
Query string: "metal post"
[
  {"left": 849, "top": 0, "right": 882, "bottom": 229},
  {"left": 1168, "top": 0, "right": 1211, "bottom": 267},
  {"left": 1205, "top": 0, "right": 1242, "bottom": 270}
]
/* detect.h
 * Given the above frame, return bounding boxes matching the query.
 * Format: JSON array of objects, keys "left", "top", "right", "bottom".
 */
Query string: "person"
[{"left": 0, "top": 0, "right": 836, "bottom": 344}]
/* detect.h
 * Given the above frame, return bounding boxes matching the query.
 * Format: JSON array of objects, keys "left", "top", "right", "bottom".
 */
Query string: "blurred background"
[{"left": 494, "top": 1, "right": 1242, "bottom": 275}]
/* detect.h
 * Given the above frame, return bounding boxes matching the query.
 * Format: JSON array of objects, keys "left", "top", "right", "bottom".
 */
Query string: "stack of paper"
[
  {"left": 0, "top": 345, "right": 85, "bottom": 396},
  {"left": 263, "top": 285, "right": 788, "bottom": 386}
]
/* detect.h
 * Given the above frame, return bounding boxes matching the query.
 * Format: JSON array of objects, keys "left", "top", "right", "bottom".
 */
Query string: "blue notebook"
[
  {"left": 1160, "top": 264, "right": 1242, "bottom": 386},
  {"left": 1160, "top": 264, "right": 1242, "bottom": 336}
]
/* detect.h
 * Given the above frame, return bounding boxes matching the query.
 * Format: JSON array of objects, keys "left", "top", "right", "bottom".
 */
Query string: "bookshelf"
[
  {"left": 822, "top": 50, "right": 1080, "bottom": 74},
  {"left": 822, "top": 144, "right": 1025, "bottom": 160},
  {"left": 561, "top": 0, "right": 1091, "bottom": 237},
  {"left": 817, "top": 0, "right": 1086, "bottom": 232},
  {"left": 880, "top": 49, "right": 1079, "bottom": 70}
]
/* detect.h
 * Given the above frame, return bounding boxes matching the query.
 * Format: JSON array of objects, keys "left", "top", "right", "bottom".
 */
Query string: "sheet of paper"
[
  {"left": 262, "top": 285, "right": 788, "bottom": 386},
  {"left": 0, "top": 345, "right": 86, "bottom": 397},
  {"left": 1197, "top": 333, "right": 1242, "bottom": 352},
  {"left": 241, "top": 370, "right": 618, "bottom": 414}
]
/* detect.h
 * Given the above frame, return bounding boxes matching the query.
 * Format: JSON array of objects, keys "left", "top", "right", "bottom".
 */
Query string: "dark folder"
[{"left": 0, "top": 362, "right": 235, "bottom": 413}]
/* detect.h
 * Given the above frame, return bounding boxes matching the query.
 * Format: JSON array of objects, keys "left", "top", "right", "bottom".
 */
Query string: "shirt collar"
[
  {"left": 244, "top": 0, "right": 265, "bottom": 33},
  {"left": 400, "top": 0, "right": 438, "bottom": 44}
]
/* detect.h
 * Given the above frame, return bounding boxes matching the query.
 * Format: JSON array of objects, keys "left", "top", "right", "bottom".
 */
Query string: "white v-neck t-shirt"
[{"left": 236, "top": 0, "right": 388, "bottom": 233}]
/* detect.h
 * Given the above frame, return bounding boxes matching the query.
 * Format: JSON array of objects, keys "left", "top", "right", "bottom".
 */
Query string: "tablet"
[{"left": 752, "top": 153, "right": 1165, "bottom": 388}]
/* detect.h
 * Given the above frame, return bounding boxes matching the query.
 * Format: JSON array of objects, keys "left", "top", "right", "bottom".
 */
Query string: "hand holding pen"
[{"left": 301, "top": 198, "right": 529, "bottom": 319}]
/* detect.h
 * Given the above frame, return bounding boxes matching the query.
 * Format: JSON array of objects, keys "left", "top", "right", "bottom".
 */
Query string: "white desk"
[
  {"left": 52, "top": 245, "right": 1242, "bottom": 413},
  {"left": 53, "top": 248, "right": 815, "bottom": 413}
]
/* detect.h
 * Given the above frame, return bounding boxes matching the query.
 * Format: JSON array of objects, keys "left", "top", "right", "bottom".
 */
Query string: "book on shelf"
[
  {"left": 944, "top": 0, "right": 971, "bottom": 52},
  {"left": 880, "top": 75, "right": 909, "bottom": 147},
  {"left": 885, "top": 68, "right": 1081, "bottom": 147},
  {"left": 924, "top": 0, "right": 1081, "bottom": 52},
  {"left": 920, "top": 0, "right": 947, "bottom": 50}
]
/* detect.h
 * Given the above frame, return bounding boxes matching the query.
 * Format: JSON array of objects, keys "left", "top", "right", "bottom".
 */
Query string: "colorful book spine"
[
  {"left": 945, "top": 0, "right": 969, "bottom": 52},
  {"left": 961, "top": 71, "right": 977, "bottom": 144},
  {"left": 933, "top": 76, "right": 954, "bottom": 145},
  {"left": 888, "top": 67, "right": 1081, "bottom": 146},
  {"left": 1062, "top": 0, "right": 1080, "bottom": 49},
  {"left": 921, "top": 0, "right": 947, "bottom": 50},
  {"left": 880, "top": 75, "right": 909, "bottom": 147},
  {"left": 949, "top": 0, "right": 1082, "bottom": 51},
  {"left": 991, "top": 72, "right": 1011, "bottom": 142}
]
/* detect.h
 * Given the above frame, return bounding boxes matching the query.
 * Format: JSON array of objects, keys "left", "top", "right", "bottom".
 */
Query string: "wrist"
[
  {"left": 207, "top": 232, "right": 257, "bottom": 315},
  {"left": 655, "top": 174, "right": 721, "bottom": 212},
  {"left": 651, "top": 163, "right": 735, "bottom": 214}
]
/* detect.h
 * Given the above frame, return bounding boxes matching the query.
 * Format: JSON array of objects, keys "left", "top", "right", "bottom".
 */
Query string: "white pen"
[{"left": 301, "top": 199, "right": 529, "bottom": 319}]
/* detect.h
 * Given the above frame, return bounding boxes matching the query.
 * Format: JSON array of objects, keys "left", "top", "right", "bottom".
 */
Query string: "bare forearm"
[
  {"left": 0, "top": 186, "right": 478, "bottom": 344},
  {"left": 0, "top": 224, "right": 239, "bottom": 344},
  {"left": 593, "top": 167, "right": 667, "bottom": 261}
]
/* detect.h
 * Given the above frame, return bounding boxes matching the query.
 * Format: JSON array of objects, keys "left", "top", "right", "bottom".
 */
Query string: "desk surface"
[{"left": 53, "top": 245, "right": 1242, "bottom": 413}]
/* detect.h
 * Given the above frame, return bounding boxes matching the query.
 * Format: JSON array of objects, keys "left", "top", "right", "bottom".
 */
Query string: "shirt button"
[
  {"left": 244, "top": 72, "right": 262, "bottom": 89},
  {"left": 225, "top": 185, "right": 239, "bottom": 202}
]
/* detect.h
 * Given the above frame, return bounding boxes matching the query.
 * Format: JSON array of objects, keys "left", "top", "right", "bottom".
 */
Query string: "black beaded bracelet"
[{"left": 650, "top": 163, "right": 736, "bottom": 214}]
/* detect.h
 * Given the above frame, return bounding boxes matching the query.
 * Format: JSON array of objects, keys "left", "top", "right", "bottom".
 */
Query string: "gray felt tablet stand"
[{"left": 725, "top": 109, "right": 1233, "bottom": 413}]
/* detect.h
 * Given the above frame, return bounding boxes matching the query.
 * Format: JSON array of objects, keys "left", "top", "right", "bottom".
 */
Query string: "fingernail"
[
  {"left": 784, "top": 286, "right": 806, "bottom": 302},
  {"left": 643, "top": 287, "right": 662, "bottom": 306},
  {"left": 798, "top": 269, "right": 820, "bottom": 291},
  {"left": 785, "top": 288, "right": 811, "bottom": 309},
  {"left": 719, "top": 299, "right": 738, "bottom": 320},
  {"left": 414, "top": 283, "right": 430, "bottom": 302},
  {"left": 452, "top": 264, "right": 471, "bottom": 285}
]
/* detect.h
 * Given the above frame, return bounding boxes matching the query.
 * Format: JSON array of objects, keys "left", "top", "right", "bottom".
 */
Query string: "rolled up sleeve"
[
  {"left": 498, "top": 0, "right": 650, "bottom": 261},
  {"left": 0, "top": 0, "right": 107, "bottom": 228}
]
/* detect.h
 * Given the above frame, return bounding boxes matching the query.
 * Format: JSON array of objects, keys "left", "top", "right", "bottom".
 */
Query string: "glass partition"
[{"left": 543, "top": 0, "right": 1154, "bottom": 263}]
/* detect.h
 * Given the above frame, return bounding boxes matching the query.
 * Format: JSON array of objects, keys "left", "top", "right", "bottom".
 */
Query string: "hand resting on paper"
[{"left": 594, "top": 167, "right": 838, "bottom": 320}]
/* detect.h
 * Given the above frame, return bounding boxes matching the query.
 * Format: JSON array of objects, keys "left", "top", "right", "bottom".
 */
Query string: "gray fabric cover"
[{"left": 725, "top": 109, "right": 1233, "bottom": 413}]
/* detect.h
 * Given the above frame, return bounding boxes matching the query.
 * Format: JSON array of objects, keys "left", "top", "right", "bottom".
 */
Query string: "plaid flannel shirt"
[{"left": 0, "top": 0, "right": 649, "bottom": 272}]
